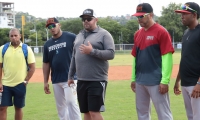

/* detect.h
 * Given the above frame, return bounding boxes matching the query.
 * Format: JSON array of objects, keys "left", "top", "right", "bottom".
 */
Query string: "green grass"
[
  {"left": 173, "top": 50, "right": 181, "bottom": 65},
  {"left": 103, "top": 80, "right": 187, "bottom": 120},
  {"left": 7, "top": 83, "right": 57, "bottom": 120},
  {"left": 7, "top": 80, "right": 187, "bottom": 120},
  {"left": 35, "top": 56, "right": 43, "bottom": 68},
  {"left": 109, "top": 54, "right": 133, "bottom": 66}
]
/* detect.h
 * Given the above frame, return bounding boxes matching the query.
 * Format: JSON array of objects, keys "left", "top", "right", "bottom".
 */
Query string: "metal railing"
[{"left": 30, "top": 43, "right": 182, "bottom": 56}]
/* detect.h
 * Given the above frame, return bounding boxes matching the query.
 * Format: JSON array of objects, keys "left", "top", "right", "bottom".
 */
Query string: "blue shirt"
[{"left": 43, "top": 31, "right": 76, "bottom": 84}]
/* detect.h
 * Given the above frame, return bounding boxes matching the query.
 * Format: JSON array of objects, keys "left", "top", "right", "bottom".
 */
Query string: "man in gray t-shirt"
[{"left": 68, "top": 8, "right": 115, "bottom": 120}]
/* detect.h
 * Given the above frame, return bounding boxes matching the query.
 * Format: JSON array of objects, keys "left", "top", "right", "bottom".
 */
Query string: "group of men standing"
[{"left": 0, "top": 1, "right": 200, "bottom": 120}]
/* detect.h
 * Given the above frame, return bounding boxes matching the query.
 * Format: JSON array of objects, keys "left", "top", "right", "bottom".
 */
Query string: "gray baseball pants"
[
  {"left": 181, "top": 86, "right": 200, "bottom": 120},
  {"left": 135, "top": 83, "right": 173, "bottom": 120}
]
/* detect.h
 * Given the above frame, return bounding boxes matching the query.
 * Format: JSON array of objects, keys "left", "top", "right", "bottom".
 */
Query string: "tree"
[
  {"left": 0, "top": 28, "right": 10, "bottom": 45},
  {"left": 15, "top": 12, "right": 36, "bottom": 29},
  {"left": 98, "top": 18, "right": 123, "bottom": 44},
  {"left": 61, "top": 18, "right": 83, "bottom": 34},
  {"left": 159, "top": 2, "right": 187, "bottom": 42},
  {"left": 124, "top": 19, "right": 139, "bottom": 44}
]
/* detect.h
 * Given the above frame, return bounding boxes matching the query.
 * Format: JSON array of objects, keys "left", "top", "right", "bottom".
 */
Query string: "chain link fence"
[{"left": 30, "top": 43, "right": 182, "bottom": 56}]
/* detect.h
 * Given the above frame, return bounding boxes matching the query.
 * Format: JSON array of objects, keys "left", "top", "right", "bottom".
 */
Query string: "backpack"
[{"left": 2, "top": 42, "right": 29, "bottom": 71}]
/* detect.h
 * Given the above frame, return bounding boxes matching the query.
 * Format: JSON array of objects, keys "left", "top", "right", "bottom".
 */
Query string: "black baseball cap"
[
  {"left": 175, "top": 2, "right": 200, "bottom": 15},
  {"left": 132, "top": 3, "right": 153, "bottom": 16},
  {"left": 46, "top": 17, "right": 59, "bottom": 27},
  {"left": 80, "top": 9, "right": 96, "bottom": 18}
]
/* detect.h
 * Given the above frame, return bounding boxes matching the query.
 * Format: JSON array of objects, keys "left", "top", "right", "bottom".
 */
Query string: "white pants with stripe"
[
  {"left": 135, "top": 83, "right": 173, "bottom": 120},
  {"left": 181, "top": 86, "right": 200, "bottom": 120},
  {"left": 53, "top": 81, "right": 81, "bottom": 120}
]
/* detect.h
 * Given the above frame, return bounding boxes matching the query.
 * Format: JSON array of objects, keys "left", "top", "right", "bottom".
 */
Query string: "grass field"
[
  {"left": 7, "top": 51, "right": 186, "bottom": 120},
  {"left": 7, "top": 81, "right": 187, "bottom": 120}
]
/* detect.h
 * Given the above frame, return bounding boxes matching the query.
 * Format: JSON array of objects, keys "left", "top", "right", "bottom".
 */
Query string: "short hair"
[{"left": 9, "top": 28, "right": 20, "bottom": 35}]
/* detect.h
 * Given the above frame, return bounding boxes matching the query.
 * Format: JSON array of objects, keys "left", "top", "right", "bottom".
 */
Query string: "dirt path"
[{"left": 29, "top": 65, "right": 179, "bottom": 83}]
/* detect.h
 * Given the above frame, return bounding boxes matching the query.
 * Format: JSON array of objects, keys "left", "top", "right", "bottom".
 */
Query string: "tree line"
[{"left": 0, "top": 3, "right": 199, "bottom": 46}]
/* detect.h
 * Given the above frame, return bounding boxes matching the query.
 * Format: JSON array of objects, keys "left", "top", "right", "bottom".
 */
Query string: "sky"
[{"left": 2, "top": 0, "right": 200, "bottom": 19}]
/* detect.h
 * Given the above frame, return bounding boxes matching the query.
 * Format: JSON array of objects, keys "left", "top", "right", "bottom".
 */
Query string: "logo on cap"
[
  {"left": 47, "top": 18, "right": 55, "bottom": 23},
  {"left": 46, "top": 17, "right": 59, "bottom": 27},
  {"left": 137, "top": 6, "right": 143, "bottom": 12},
  {"left": 84, "top": 10, "right": 92, "bottom": 14},
  {"left": 185, "top": 3, "right": 190, "bottom": 7}
]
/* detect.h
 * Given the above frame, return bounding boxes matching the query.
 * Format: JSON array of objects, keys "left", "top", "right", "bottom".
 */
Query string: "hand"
[
  {"left": 68, "top": 80, "right": 74, "bottom": 87},
  {"left": 191, "top": 84, "right": 200, "bottom": 98},
  {"left": 174, "top": 81, "right": 181, "bottom": 95},
  {"left": 159, "top": 83, "right": 169, "bottom": 94},
  {"left": 79, "top": 41, "right": 93, "bottom": 54},
  {"left": 44, "top": 83, "right": 51, "bottom": 94},
  {"left": 131, "top": 82, "right": 136, "bottom": 92},
  {"left": 0, "top": 83, "right": 3, "bottom": 92}
]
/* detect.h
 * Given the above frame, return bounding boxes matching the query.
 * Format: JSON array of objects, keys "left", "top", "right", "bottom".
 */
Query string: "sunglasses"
[
  {"left": 82, "top": 17, "right": 94, "bottom": 22},
  {"left": 47, "top": 24, "right": 57, "bottom": 29},
  {"left": 136, "top": 13, "right": 150, "bottom": 19},
  {"left": 181, "top": 5, "right": 197, "bottom": 13}
]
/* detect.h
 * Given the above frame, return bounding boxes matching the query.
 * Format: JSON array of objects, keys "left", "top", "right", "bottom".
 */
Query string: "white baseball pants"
[{"left": 53, "top": 81, "right": 81, "bottom": 120}]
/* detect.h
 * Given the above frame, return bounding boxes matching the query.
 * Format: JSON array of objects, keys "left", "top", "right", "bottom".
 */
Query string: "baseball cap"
[
  {"left": 175, "top": 2, "right": 200, "bottom": 15},
  {"left": 46, "top": 17, "right": 59, "bottom": 27},
  {"left": 80, "top": 9, "right": 96, "bottom": 18},
  {"left": 132, "top": 3, "right": 153, "bottom": 16}
]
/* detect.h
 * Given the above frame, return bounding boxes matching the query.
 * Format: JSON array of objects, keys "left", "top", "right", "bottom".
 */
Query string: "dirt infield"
[{"left": 29, "top": 65, "right": 179, "bottom": 83}]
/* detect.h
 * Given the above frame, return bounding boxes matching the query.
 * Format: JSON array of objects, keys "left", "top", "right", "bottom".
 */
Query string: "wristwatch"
[
  {"left": 23, "top": 81, "right": 28, "bottom": 84},
  {"left": 197, "top": 82, "right": 200, "bottom": 85}
]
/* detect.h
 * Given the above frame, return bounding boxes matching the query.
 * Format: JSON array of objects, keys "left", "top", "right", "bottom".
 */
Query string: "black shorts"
[
  {"left": 77, "top": 81, "right": 107, "bottom": 113},
  {"left": 0, "top": 82, "right": 26, "bottom": 108}
]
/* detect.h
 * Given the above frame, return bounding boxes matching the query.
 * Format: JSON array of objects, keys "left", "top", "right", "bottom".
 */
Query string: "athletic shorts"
[
  {"left": 77, "top": 81, "right": 107, "bottom": 113},
  {"left": 0, "top": 82, "right": 26, "bottom": 108}
]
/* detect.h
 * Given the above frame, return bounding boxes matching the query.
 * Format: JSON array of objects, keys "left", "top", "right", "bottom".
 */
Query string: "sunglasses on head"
[
  {"left": 82, "top": 17, "right": 94, "bottom": 22},
  {"left": 136, "top": 13, "right": 150, "bottom": 19},
  {"left": 181, "top": 5, "right": 197, "bottom": 13},
  {"left": 47, "top": 24, "right": 57, "bottom": 29}
]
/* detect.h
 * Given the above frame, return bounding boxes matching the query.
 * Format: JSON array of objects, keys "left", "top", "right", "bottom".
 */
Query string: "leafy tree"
[
  {"left": 159, "top": 3, "right": 187, "bottom": 42},
  {"left": 28, "top": 32, "right": 43, "bottom": 46},
  {"left": 34, "top": 21, "right": 47, "bottom": 42},
  {"left": 15, "top": 12, "right": 36, "bottom": 29},
  {"left": 0, "top": 28, "right": 10, "bottom": 45},
  {"left": 124, "top": 19, "right": 139, "bottom": 43},
  {"left": 98, "top": 18, "right": 123, "bottom": 44},
  {"left": 61, "top": 18, "right": 83, "bottom": 34}
]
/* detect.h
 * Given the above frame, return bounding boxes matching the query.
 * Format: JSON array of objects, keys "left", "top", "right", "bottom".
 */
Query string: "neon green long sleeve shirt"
[{"left": 131, "top": 53, "right": 173, "bottom": 84}]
